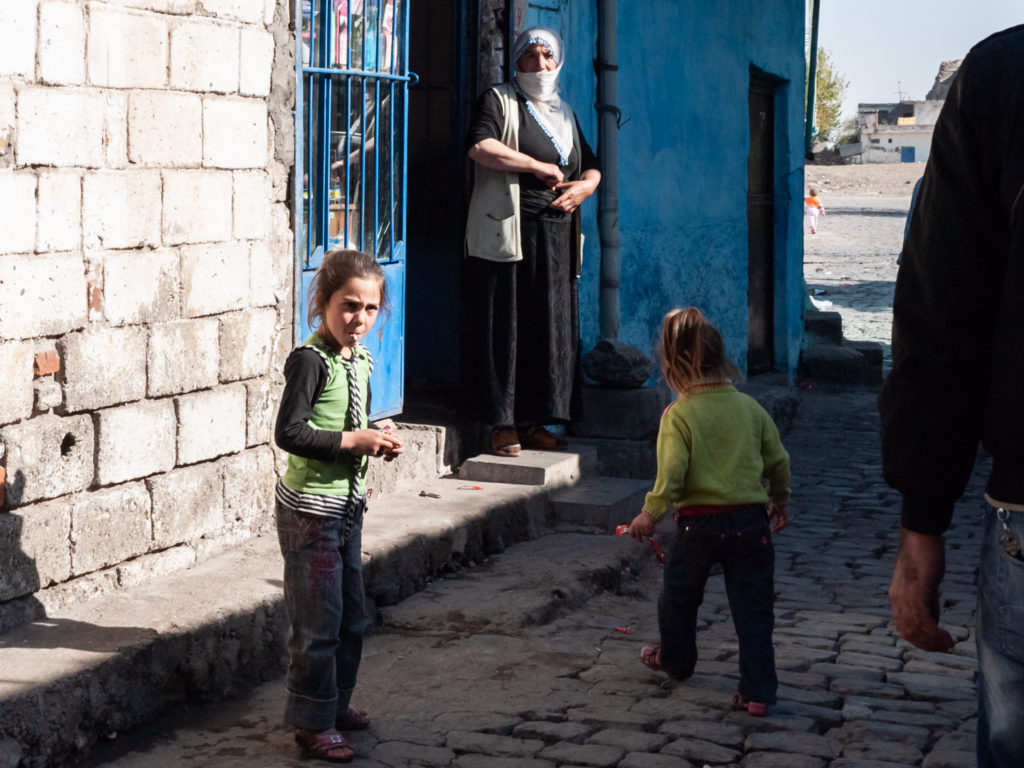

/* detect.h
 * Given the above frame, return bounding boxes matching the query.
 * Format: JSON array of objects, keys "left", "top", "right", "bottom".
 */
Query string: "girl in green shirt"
[
  {"left": 275, "top": 250, "right": 404, "bottom": 762},
  {"left": 628, "top": 307, "right": 789, "bottom": 716}
]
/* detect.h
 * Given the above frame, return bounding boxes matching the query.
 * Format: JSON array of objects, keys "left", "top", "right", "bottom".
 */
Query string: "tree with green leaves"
[{"left": 808, "top": 48, "right": 849, "bottom": 147}]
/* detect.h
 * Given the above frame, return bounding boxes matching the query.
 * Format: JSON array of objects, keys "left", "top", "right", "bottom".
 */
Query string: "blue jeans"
[
  {"left": 658, "top": 505, "right": 777, "bottom": 704},
  {"left": 976, "top": 506, "right": 1024, "bottom": 768},
  {"left": 276, "top": 498, "right": 369, "bottom": 730}
]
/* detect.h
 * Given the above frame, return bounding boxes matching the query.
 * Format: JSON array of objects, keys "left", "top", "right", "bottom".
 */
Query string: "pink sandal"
[{"left": 295, "top": 728, "right": 354, "bottom": 763}]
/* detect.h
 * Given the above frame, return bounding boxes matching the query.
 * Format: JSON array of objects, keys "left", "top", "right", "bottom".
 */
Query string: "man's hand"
[{"left": 889, "top": 528, "right": 955, "bottom": 652}]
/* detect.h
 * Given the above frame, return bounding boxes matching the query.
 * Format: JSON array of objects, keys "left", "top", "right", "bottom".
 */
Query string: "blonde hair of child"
[
  {"left": 659, "top": 307, "right": 742, "bottom": 393},
  {"left": 307, "top": 249, "right": 388, "bottom": 331}
]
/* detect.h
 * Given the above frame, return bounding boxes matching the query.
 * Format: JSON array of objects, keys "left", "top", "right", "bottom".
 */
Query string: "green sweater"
[{"left": 643, "top": 383, "right": 791, "bottom": 521}]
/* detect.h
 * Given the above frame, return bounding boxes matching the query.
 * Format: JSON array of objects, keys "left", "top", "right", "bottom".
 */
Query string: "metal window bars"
[{"left": 299, "top": 0, "right": 411, "bottom": 269}]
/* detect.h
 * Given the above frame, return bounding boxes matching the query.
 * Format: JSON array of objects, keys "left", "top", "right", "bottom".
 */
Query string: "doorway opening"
[{"left": 747, "top": 74, "right": 776, "bottom": 375}]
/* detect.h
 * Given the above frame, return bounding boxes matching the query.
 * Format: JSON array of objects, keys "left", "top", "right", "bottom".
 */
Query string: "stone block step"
[
  {"left": 804, "top": 309, "right": 844, "bottom": 344},
  {"left": 550, "top": 476, "right": 651, "bottom": 532},
  {"left": 800, "top": 341, "right": 881, "bottom": 386},
  {"left": 849, "top": 339, "right": 884, "bottom": 369},
  {"left": 570, "top": 436, "right": 657, "bottom": 479},
  {"left": 457, "top": 445, "right": 597, "bottom": 487},
  {"left": 365, "top": 421, "right": 451, "bottom": 498},
  {"left": 571, "top": 385, "right": 668, "bottom": 440}
]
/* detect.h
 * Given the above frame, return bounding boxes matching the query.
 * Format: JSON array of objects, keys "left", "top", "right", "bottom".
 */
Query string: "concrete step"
[
  {"left": 849, "top": 339, "right": 885, "bottom": 369},
  {"left": 549, "top": 476, "right": 651, "bottom": 532},
  {"left": 801, "top": 341, "right": 882, "bottom": 386},
  {"left": 365, "top": 421, "right": 453, "bottom": 498},
  {"left": 804, "top": 308, "right": 844, "bottom": 344},
  {"left": 457, "top": 445, "right": 597, "bottom": 486},
  {"left": 0, "top": 475, "right": 552, "bottom": 768},
  {"left": 569, "top": 436, "right": 657, "bottom": 479}
]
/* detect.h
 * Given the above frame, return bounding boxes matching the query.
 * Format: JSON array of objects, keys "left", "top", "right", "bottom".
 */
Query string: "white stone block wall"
[{"left": 0, "top": 0, "right": 294, "bottom": 626}]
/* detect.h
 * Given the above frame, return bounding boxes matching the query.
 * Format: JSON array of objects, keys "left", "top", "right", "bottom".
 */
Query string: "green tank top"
[{"left": 281, "top": 334, "right": 373, "bottom": 497}]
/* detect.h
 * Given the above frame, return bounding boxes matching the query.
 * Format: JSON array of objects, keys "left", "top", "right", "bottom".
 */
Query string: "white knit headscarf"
[{"left": 512, "top": 27, "right": 574, "bottom": 167}]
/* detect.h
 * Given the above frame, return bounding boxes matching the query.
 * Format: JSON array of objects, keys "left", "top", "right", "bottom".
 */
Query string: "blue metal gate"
[{"left": 296, "top": 0, "right": 411, "bottom": 418}]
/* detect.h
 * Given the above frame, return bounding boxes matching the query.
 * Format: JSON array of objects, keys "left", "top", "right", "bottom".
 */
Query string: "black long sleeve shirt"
[{"left": 879, "top": 25, "right": 1024, "bottom": 533}]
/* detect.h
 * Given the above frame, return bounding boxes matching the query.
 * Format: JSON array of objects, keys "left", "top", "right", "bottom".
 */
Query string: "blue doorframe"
[{"left": 295, "top": 0, "right": 412, "bottom": 418}]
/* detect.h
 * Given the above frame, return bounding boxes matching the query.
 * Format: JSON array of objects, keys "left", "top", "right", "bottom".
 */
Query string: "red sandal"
[
  {"left": 295, "top": 728, "right": 354, "bottom": 763},
  {"left": 731, "top": 692, "right": 767, "bottom": 716},
  {"left": 336, "top": 707, "right": 370, "bottom": 731},
  {"left": 639, "top": 645, "right": 665, "bottom": 673}
]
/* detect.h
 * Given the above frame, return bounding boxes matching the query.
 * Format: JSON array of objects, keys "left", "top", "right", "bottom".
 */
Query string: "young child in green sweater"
[{"left": 628, "top": 307, "right": 790, "bottom": 716}]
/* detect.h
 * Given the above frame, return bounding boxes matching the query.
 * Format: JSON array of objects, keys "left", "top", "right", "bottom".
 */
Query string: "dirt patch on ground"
[{"left": 805, "top": 163, "right": 924, "bottom": 197}]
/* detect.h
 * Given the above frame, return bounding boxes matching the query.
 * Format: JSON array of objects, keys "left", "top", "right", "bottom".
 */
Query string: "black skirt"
[{"left": 462, "top": 212, "right": 583, "bottom": 426}]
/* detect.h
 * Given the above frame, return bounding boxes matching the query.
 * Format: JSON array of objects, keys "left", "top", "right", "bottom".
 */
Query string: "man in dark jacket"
[{"left": 879, "top": 25, "right": 1024, "bottom": 768}]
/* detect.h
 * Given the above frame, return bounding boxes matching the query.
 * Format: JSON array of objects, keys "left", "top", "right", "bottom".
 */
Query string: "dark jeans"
[
  {"left": 276, "top": 499, "right": 369, "bottom": 730},
  {"left": 658, "top": 504, "right": 778, "bottom": 704}
]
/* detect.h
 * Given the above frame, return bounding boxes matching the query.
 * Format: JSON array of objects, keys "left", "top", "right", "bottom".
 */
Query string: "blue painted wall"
[{"left": 564, "top": 1, "right": 806, "bottom": 378}]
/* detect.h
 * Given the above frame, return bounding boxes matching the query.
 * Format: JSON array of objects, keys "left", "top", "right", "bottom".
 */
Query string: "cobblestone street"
[{"left": 84, "top": 178, "right": 988, "bottom": 768}]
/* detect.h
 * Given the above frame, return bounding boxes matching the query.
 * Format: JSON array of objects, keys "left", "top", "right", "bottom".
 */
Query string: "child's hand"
[
  {"left": 628, "top": 510, "right": 656, "bottom": 541},
  {"left": 768, "top": 502, "right": 788, "bottom": 533},
  {"left": 380, "top": 431, "right": 404, "bottom": 462},
  {"left": 342, "top": 429, "right": 400, "bottom": 458}
]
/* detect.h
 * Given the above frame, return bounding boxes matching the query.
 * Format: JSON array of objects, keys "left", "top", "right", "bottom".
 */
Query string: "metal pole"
[
  {"left": 804, "top": 0, "right": 820, "bottom": 159},
  {"left": 597, "top": 0, "right": 619, "bottom": 341}
]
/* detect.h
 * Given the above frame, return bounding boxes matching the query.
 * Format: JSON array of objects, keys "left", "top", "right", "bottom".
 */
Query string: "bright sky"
[{"left": 815, "top": 0, "right": 1024, "bottom": 120}]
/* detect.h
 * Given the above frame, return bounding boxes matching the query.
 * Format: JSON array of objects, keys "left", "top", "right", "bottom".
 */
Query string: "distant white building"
[
  {"left": 856, "top": 100, "right": 944, "bottom": 163},
  {"left": 851, "top": 60, "right": 961, "bottom": 164}
]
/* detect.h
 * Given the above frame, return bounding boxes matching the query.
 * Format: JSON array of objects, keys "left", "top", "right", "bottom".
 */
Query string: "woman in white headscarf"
[{"left": 463, "top": 27, "right": 601, "bottom": 457}]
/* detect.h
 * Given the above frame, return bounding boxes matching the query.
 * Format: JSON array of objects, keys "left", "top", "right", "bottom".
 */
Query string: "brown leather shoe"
[
  {"left": 490, "top": 426, "right": 521, "bottom": 457},
  {"left": 520, "top": 425, "right": 569, "bottom": 451}
]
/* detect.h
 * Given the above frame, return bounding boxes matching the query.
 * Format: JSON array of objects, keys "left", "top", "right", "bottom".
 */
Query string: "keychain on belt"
[{"left": 998, "top": 508, "right": 1022, "bottom": 559}]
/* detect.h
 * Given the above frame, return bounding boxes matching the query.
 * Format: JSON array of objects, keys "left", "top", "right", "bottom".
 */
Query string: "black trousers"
[
  {"left": 462, "top": 213, "right": 582, "bottom": 426},
  {"left": 658, "top": 505, "right": 779, "bottom": 705}
]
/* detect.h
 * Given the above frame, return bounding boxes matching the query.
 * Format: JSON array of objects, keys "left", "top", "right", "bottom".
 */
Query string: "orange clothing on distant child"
[{"left": 805, "top": 195, "right": 824, "bottom": 233}]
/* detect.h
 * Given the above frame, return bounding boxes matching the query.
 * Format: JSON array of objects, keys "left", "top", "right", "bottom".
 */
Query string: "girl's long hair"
[
  {"left": 659, "top": 307, "right": 742, "bottom": 393},
  {"left": 307, "top": 249, "right": 388, "bottom": 331}
]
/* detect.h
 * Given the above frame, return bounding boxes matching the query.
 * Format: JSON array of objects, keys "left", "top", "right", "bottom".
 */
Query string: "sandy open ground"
[
  {"left": 803, "top": 162, "right": 916, "bottom": 370},
  {"left": 806, "top": 162, "right": 924, "bottom": 197}
]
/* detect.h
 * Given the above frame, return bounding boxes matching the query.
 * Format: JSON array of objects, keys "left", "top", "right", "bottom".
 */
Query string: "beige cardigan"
[{"left": 465, "top": 83, "right": 583, "bottom": 274}]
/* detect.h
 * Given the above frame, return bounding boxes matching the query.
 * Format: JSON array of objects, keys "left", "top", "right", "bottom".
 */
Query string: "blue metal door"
[
  {"left": 525, "top": 1, "right": 559, "bottom": 28},
  {"left": 297, "top": 0, "right": 411, "bottom": 418},
  {"left": 900, "top": 146, "right": 915, "bottom": 163},
  {"left": 513, "top": 0, "right": 561, "bottom": 37}
]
